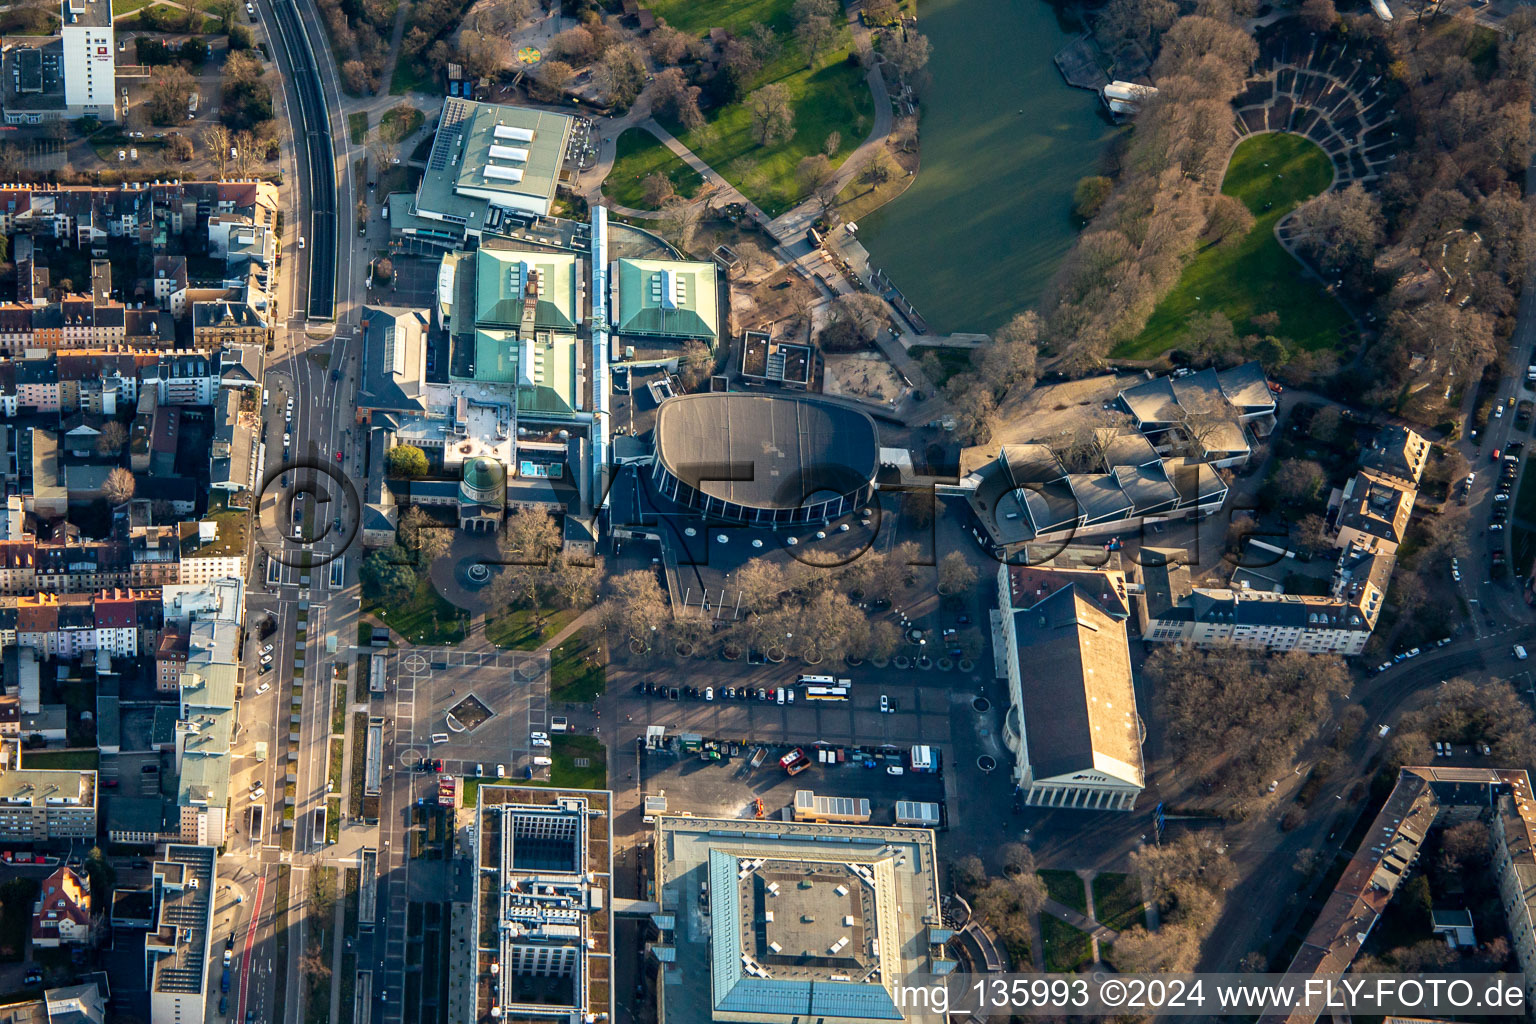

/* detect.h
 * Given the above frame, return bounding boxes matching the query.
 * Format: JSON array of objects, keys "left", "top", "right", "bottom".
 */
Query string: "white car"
[
  {"left": 886, "top": 766, "right": 904, "bottom": 776},
  {"left": 1496, "top": 493, "right": 1511, "bottom": 502},
  {"left": 1496, "top": 404, "right": 1505, "bottom": 418},
  {"left": 261, "top": 644, "right": 273, "bottom": 655},
  {"left": 292, "top": 524, "right": 304, "bottom": 539},
  {"left": 255, "top": 682, "right": 270, "bottom": 695},
  {"left": 496, "top": 764, "right": 506, "bottom": 778},
  {"left": 532, "top": 756, "right": 553, "bottom": 767},
  {"left": 530, "top": 732, "right": 551, "bottom": 748},
  {"left": 245, "top": 1, "right": 254, "bottom": 12},
  {"left": 298, "top": 236, "right": 305, "bottom": 249},
  {"left": 879, "top": 694, "right": 890, "bottom": 713},
  {"left": 260, "top": 653, "right": 272, "bottom": 664},
  {"left": 250, "top": 785, "right": 265, "bottom": 799}
]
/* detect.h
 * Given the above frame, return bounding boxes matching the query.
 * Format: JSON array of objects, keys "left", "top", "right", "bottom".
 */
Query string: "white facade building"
[{"left": 60, "top": 0, "right": 115, "bottom": 119}]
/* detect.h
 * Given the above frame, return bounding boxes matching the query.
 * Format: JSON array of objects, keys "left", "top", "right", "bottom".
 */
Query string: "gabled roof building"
[{"left": 995, "top": 562, "right": 1144, "bottom": 810}]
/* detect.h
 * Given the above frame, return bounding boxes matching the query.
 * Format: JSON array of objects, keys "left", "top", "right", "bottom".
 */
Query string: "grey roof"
[
  {"left": 105, "top": 795, "right": 164, "bottom": 835},
  {"left": 654, "top": 394, "right": 878, "bottom": 511},
  {"left": 1119, "top": 361, "right": 1274, "bottom": 426},
  {"left": 1139, "top": 547, "right": 1193, "bottom": 621},
  {"left": 1068, "top": 474, "right": 1134, "bottom": 523},
  {"left": 1361, "top": 425, "right": 1428, "bottom": 486},
  {"left": 1111, "top": 464, "right": 1181, "bottom": 513},
  {"left": 1012, "top": 584, "right": 1143, "bottom": 785},
  {"left": 359, "top": 305, "right": 431, "bottom": 414},
  {"left": 1216, "top": 360, "right": 1275, "bottom": 410}
]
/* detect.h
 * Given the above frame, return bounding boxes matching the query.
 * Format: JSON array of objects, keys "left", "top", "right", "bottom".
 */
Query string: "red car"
[{"left": 335, "top": 451, "right": 343, "bottom": 462}]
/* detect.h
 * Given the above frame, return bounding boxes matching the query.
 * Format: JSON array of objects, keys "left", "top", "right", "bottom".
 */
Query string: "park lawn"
[
  {"left": 654, "top": 0, "right": 872, "bottom": 216},
  {"left": 110, "top": 0, "right": 157, "bottom": 15},
  {"left": 542, "top": 735, "right": 608, "bottom": 789},
  {"left": 605, "top": 129, "right": 705, "bottom": 209},
  {"left": 648, "top": 0, "right": 791, "bottom": 36},
  {"left": 390, "top": 56, "right": 430, "bottom": 97},
  {"left": 1114, "top": 132, "right": 1351, "bottom": 359},
  {"left": 348, "top": 111, "right": 369, "bottom": 146},
  {"left": 1040, "top": 915, "right": 1093, "bottom": 972},
  {"left": 1091, "top": 872, "right": 1146, "bottom": 932},
  {"left": 363, "top": 577, "right": 464, "bottom": 646},
  {"left": 381, "top": 103, "right": 425, "bottom": 140},
  {"left": 1038, "top": 869, "right": 1087, "bottom": 915},
  {"left": 550, "top": 628, "right": 607, "bottom": 702},
  {"left": 486, "top": 606, "right": 581, "bottom": 651}
]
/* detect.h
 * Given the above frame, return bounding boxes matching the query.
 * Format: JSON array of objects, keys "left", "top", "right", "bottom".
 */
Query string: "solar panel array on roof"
[{"left": 427, "top": 99, "right": 472, "bottom": 172}]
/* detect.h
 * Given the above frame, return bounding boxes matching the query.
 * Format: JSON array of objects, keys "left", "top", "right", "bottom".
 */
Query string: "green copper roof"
[
  {"left": 462, "top": 456, "right": 502, "bottom": 490},
  {"left": 470, "top": 328, "right": 580, "bottom": 416},
  {"left": 613, "top": 258, "right": 719, "bottom": 341},
  {"left": 475, "top": 248, "right": 577, "bottom": 331}
]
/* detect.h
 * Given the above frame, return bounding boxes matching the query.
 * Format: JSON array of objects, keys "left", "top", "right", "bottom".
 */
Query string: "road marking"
[{"left": 235, "top": 871, "right": 267, "bottom": 1023}]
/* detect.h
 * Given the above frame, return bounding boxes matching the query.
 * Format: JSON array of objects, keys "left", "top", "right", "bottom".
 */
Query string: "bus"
[
  {"left": 797, "top": 675, "right": 836, "bottom": 686},
  {"left": 804, "top": 686, "right": 849, "bottom": 701}
]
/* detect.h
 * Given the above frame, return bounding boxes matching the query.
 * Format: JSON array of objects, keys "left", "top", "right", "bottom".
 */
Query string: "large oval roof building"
[{"left": 651, "top": 393, "right": 879, "bottom": 526}]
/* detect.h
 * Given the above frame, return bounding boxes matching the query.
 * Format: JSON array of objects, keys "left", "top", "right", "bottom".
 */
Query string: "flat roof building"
[
  {"left": 407, "top": 99, "right": 574, "bottom": 237},
  {"left": 145, "top": 845, "right": 217, "bottom": 1024},
  {"left": 610, "top": 258, "right": 719, "bottom": 345},
  {"left": 0, "top": 738, "right": 97, "bottom": 841},
  {"left": 651, "top": 393, "right": 879, "bottom": 526},
  {"left": 470, "top": 786, "right": 613, "bottom": 1024},
  {"left": 650, "top": 815, "right": 949, "bottom": 1024}
]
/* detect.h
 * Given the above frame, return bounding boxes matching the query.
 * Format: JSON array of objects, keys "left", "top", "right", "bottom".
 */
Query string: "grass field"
[
  {"left": 381, "top": 103, "right": 425, "bottom": 141},
  {"left": 1040, "top": 915, "right": 1093, "bottom": 972},
  {"left": 1115, "top": 132, "right": 1352, "bottom": 359},
  {"left": 539, "top": 735, "right": 608, "bottom": 789},
  {"left": 1091, "top": 872, "right": 1146, "bottom": 932},
  {"left": 390, "top": 55, "right": 430, "bottom": 97},
  {"left": 651, "top": 0, "right": 872, "bottom": 216},
  {"left": 605, "top": 129, "right": 705, "bottom": 209},
  {"left": 363, "top": 577, "right": 464, "bottom": 646},
  {"left": 19, "top": 749, "right": 99, "bottom": 770},
  {"left": 485, "top": 606, "right": 580, "bottom": 651},
  {"left": 348, "top": 111, "right": 369, "bottom": 146},
  {"left": 1038, "top": 869, "right": 1087, "bottom": 915},
  {"left": 550, "top": 628, "right": 607, "bottom": 703}
]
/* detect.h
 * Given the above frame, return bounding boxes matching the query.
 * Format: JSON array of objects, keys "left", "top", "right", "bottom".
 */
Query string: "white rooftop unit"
[
  {"left": 494, "top": 125, "right": 535, "bottom": 143},
  {"left": 484, "top": 165, "right": 525, "bottom": 183},
  {"left": 487, "top": 144, "right": 530, "bottom": 162}
]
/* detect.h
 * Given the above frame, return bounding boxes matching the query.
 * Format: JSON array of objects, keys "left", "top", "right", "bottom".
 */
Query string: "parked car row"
[{"left": 635, "top": 681, "right": 796, "bottom": 704}]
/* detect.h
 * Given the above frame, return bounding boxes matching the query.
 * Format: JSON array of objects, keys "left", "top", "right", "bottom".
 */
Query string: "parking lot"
[{"left": 598, "top": 657, "right": 1022, "bottom": 863}]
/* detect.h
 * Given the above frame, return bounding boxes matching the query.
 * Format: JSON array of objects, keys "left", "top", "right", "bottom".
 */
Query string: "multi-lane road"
[
  {"left": 266, "top": 0, "right": 336, "bottom": 321},
  {"left": 214, "top": 0, "right": 376, "bottom": 1016}
]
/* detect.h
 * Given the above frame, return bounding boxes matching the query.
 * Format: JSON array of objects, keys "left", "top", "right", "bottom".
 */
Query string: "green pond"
[{"left": 858, "top": 0, "right": 1118, "bottom": 335}]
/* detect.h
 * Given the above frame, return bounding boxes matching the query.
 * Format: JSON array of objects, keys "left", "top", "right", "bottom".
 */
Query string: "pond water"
[{"left": 858, "top": 0, "right": 1119, "bottom": 335}]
